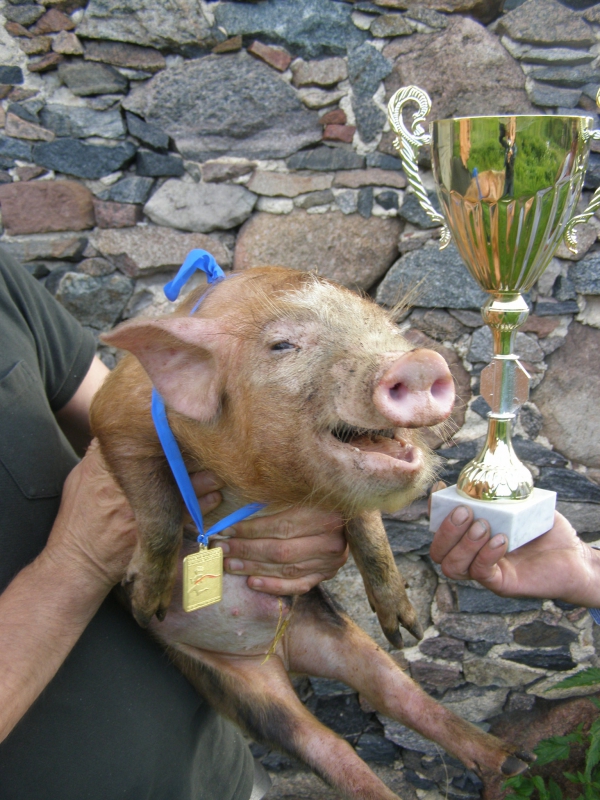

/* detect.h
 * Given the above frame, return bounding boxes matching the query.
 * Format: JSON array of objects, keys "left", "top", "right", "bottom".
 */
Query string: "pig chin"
[{"left": 319, "top": 425, "right": 434, "bottom": 513}]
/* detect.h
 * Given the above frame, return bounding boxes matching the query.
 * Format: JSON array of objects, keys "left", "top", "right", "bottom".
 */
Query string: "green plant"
[{"left": 502, "top": 668, "right": 600, "bottom": 800}]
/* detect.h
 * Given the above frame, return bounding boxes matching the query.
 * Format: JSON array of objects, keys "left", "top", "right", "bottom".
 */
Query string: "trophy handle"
[{"left": 387, "top": 86, "right": 451, "bottom": 249}]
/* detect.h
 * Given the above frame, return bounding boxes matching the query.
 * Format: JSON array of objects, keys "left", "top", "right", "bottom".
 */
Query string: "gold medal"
[{"left": 183, "top": 545, "right": 223, "bottom": 612}]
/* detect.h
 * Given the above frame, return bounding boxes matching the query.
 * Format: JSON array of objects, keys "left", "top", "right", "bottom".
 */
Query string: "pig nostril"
[
  {"left": 431, "top": 378, "right": 451, "bottom": 401},
  {"left": 389, "top": 382, "right": 408, "bottom": 402}
]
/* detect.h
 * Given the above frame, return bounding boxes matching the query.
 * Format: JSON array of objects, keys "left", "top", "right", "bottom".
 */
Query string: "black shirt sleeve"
[{"left": 0, "top": 245, "right": 96, "bottom": 410}]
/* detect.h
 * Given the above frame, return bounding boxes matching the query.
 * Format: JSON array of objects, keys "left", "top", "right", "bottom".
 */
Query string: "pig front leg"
[
  {"left": 288, "top": 589, "right": 533, "bottom": 781},
  {"left": 346, "top": 511, "right": 423, "bottom": 647},
  {"left": 104, "top": 451, "right": 184, "bottom": 627},
  {"left": 169, "top": 645, "right": 402, "bottom": 800}
]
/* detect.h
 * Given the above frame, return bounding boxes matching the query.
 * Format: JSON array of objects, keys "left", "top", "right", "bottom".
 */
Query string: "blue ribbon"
[{"left": 151, "top": 249, "right": 266, "bottom": 546}]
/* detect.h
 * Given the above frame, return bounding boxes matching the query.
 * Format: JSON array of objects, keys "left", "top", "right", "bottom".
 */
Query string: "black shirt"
[{"left": 0, "top": 247, "right": 253, "bottom": 800}]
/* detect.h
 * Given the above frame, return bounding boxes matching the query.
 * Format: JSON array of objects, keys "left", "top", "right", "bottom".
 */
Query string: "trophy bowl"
[{"left": 388, "top": 86, "right": 600, "bottom": 550}]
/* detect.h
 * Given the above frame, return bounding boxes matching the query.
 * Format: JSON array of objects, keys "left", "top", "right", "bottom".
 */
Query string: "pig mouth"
[{"left": 330, "top": 423, "right": 418, "bottom": 465}]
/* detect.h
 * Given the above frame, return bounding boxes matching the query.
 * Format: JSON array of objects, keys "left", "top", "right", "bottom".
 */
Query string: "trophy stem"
[{"left": 456, "top": 293, "right": 535, "bottom": 501}]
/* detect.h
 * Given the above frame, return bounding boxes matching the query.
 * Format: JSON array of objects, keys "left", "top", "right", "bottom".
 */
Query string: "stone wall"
[{"left": 1, "top": 0, "right": 600, "bottom": 797}]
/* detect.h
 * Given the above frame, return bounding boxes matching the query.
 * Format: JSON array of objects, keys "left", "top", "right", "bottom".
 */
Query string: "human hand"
[
  {"left": 45, "top": 440, "right": 138, "bottom": 590},
  {"left": 210, "top": 507, "right": 348, "bottom": 595},
  {"left": 429, "top": 489, "right": 600, "bottom": 606}
]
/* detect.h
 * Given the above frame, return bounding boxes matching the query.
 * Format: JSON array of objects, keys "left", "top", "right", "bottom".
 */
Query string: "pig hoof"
[
  {"left": 405, "top": 617, "right": 424, "bottom": 641},
  {"left": 155, "top": 606, "right": 168, "bottom": 622},
  {"left": 501, "top": 755, "right": 531, "bottom": 776},
  {"left": 383, "top": 627, "right": 404, "bottom": 649},
  {"left": 132, "top": 606, "right": 153, "bottom": 628}
]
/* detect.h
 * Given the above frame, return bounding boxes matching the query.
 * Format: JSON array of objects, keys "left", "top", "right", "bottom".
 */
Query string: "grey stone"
[
  {"left": 313, "top": 694, "right": 371, "bottom": 739},
  {"left": 357, "top": 186, "right": 373, "bottom": 218},
  {"left": 32, "top": 139, "right": 136, "bottom": 180},
  {"left": 570, "top": 253, "right": 600, "bottom": 294},
  {"left": 535, "top": 298, "right": 579, "bottom": 315},
  {"left": 383, "top": 520, "right": 432, "bottom": 554},
  {"left": 441, "top": 685, "right": 509, "bottom": 723},
  {"left": 335, "top": 189, "right": 358, "bottom": 215},
  {"left": 533, "top": 322, "right": 600, "bottom": 468},
  {"left": 214, "top": 0, "right": 366, "bottom": 59},
  {"left": 123, "top": 52, "right": 322, "bottom": 161},
  {"left": 8, "top": 103, "right": 39, "bottom": 125},
  {"left": 526, "top": 79, "right": 581, "bottom": 108},
  {"left": 513, "top": 621, "right": 578, "bottom": 648},
  {"left": 437, "top": 613, "right": 512, "bottom": 644},
  {"left": 558, "top": 501, "right": 600, "bottom": 534},
  {"left": 397, "top": 193, "right": 442, "bottom": 229},
  {"left": 125, "top": 112, "right": 168, "bottom": 151},
  {"left": 144, "top": 179, "right": 256, "bottom": 233},
  {"left": 4, "top": 4, "right": 44, "bottom": 25},
  {"left": 355, "top": 734, "right": 398, "bottom": 765},
  {"left": 0, "top": 135, "right": 32, "bottom": 168},
  {"left": 40, "top": 105, "right": 125, "bottom": 139},
  {"left": 499, "top": 647, "right": 576, "bottom": 671},
  {"left": 497, "top": 0, "right": 595, "bottom": 47},
  {"left": 376, "top": 245, "right": 488, "bottom": 310},
  {"left": 519, "top": 402, "right": 544, "bottom": 439},
  {"left": 291, "top": 58, "right": 348, "bottom": 88},
  {"left": 513, "top": 436, "right": 568, "bottom": 468},
  {"left": 409, "top": 660, "right": 462, "bottom": 694},
  {"left": 90, "top": 227, "right": 231, "bottom": 279},
  {"left": 405, "top": 7, "right": 448, "bottom": 29},
  {"left": 385, "top": 17, "right": 534, "bottom": 121},
  {"left": 55, "top": 271, "right": 134, "bottom": 330},
  {"left": 288, "top": 146, "right": 365, "bottom": 171},
  {"left": 352, "top": 96, "right": 387, "bottom": 144},
  {"left": 97, "top": 175, "right": 154, "bottom": 204},
  {"left": 0, "top": 233, "right": 87, "bottom": 263},
  {"left": 376, "top": 191, "right": 399, "bottom": 211},
  {"left": 379, "top": 719, "right": 440, "bottom": 755},
  {"left": 553, "top": 274, "right": 577, "bottom": 302},
  {"left": 536, "top": 467, "right": 600, "bottom": 503},
  {"left": 464, "top": 656, "right": 547, "bottom": 688},
  {"left": 347, "top": 42, "right": 393, "bottom": 98},
  {"left": 78, "top": 257, "right": 115, "bottom": 277},
  {"left": 419, "top": 636, "right": 465, "bottom": 661},
  {"left": 371, "top": 13, "right": 414, "bottom": 38},
  {"left": 24, "top": 262, "right": 50, "bottom": 280},
  {"left": 455, "top": 585, "right": 542, "bottom": 614},
  {"left": 528, "top": 64, "right": 600, "bottom": 88},
  {"left": 294, "top": 189, "right": 334, "bottom": 209},
  {"left": 78, "top": 0, "right": 214, "bottom": 50},
  {"left": 136, "top": 150, "right": 184, "bottom": 178},
  {"left": 0, "top": 67, "right": 23, "bottom": 85},
  {"left": 501, "top": 37, "right": 595, "bottom": 65},
  {"left": 309, "top": 678, "right": 353, "bottom": 697},
  {"left": 467, "top": 326, "right": 544, "bottom": 364},
  {"left": 366, "top": 152, "right": 403, "bottom": 171},
  {"left": 58, "top": 61, "right": 128, "bottom": 96}
]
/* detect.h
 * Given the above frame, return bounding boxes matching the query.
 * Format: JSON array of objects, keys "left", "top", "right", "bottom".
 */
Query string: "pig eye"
[{"left": 271, "top": 341, "right": 295, "bottom": 352}]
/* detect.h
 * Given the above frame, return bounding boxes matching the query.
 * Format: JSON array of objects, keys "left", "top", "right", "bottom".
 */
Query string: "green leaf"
[
  {"left": 564, "top": 771, "right": 582, "bottom": 784},
  {"left": 552, "top": 668, "right": 600, "bottom": 690},
  {"left": 534, "top": 736, "right": 573, "bottom": 766},
  {"left": 585, "top": 729, "right": 600, "bottom": 781},
  {"left": 548, "top": 778, "right": 563, "bottom": 800},
  {"left": 532, "top": 775, "right": 549, "bottom": 800}
]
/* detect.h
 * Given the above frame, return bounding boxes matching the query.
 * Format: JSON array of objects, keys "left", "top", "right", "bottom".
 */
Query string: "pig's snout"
[{"left": 373, "top": 350, "right": 455, "bottom": 428}]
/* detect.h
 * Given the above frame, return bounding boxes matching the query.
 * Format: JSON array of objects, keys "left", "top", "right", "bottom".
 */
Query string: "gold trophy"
[{"left": 388, "top": 86, "right": 600, "bottom": 550}]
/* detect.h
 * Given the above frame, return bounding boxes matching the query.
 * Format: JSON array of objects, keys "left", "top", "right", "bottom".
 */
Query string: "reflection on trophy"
[{"left": 388, "top": 86, "right": 600, "bottom": 550}]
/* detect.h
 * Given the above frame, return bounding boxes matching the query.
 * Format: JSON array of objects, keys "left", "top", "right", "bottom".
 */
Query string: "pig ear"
[{"left": 101, "top": 317, "right": 226, "bottom": 422}]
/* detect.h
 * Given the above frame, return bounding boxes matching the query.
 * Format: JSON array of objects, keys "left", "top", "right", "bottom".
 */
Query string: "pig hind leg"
[
  {"left": 106, "top": 452, "right": 184, "bottom": 627},
  {"left": 169, "top": 645, "right": 402, "bottom": 800},
  {"left": 287, "top": 589, "right": 534, "bottom": 781}
]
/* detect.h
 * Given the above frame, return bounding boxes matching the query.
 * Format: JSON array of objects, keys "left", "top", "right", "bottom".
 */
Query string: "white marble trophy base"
[{"left": 429, "top": 485, "right": 557, "bottom": 552}]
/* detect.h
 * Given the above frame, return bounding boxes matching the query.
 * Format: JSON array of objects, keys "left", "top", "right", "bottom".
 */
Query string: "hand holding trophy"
[{"left": 388, "top": 86, "right": 600, "bottom": 551}]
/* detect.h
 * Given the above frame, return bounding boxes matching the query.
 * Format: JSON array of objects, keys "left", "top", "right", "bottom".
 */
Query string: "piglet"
[{"left": 91, "top": 267, "right": 532, "bottom": 798}]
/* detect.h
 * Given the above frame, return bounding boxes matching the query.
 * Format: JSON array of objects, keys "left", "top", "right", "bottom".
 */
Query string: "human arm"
[
  {"left": 54, "top": 356, "right": 109, "bottom": 454},
  {"left": 429, "top": 499, "right": 600, "bottom": 607}
]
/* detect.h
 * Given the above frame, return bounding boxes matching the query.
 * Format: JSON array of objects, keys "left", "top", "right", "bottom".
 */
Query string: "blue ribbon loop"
[{"left": 150, "top": 249, "right": 266, "bottom": 546}]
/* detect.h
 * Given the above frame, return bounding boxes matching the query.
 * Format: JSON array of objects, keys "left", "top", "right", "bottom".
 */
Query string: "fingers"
[
  {"left": 466, "top": 534, "right": 509, "bottom": 590},
  {"left": 437, "top": 518, "right": 494, "bottom": 580},
  {"left": 190, "top": 471, "right": 224, "bottom": 496},
  {"left": 245, "top": 574, "right": 332, "bottom": 596},
  {"left": 214, "top": 529, "right": 347, "bottom": 566},
  {"left": 429, "top": 504, "right": 475, "bottom": 564},
  {"left": 198, "top": 491, "right": 222, "bottom": 516}
]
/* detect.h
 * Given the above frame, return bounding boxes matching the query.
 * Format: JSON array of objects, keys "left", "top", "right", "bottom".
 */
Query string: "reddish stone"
[
  {"left": 0, "top": 107, "right": 5, "bottom": 128},
  {"left": 31, "top": 8, "right": 75, "bottom": 35},
  {"left": 247, "top": 40, "right": 292, "bottom": 72},
  {"left": 320, "top": 108, "right": 347, "bottom": 126},
  {"left": 5, "top": 112, "right": 54, "bottom": 141},
  {"left": 14, "top": 165, "right": 46, "bottom": 182},
  {"left": 27, "top": 52, "right": 63, "bottom": 73},
  {"left": 0, "top": 180, "right": 95, "bottom": 235},
  {"left": 18, "top": 36, "right": 52, "bottom": 56},
  {"left": 92, "top": 199, "right": 143, "bottom": 229},
  {"left": 5, "top": 21, "right": 33, "bottom": 38},
  {"left": 7, "top": 87, "right": 38, "bottom": 101},
  {"left": 212, "top": 36, "right": 242, "bottom": 54},
  {"left": 323, "top": 124, "right": 356, "bottom": 143},
  {"left": 521, "top": 315, "right": 561, "bottom": 338},
  {"left": 83, "top": 40, "right": 165, "bottom": 72},
  {"left": 0, "top": 86, "right": 11, "bottom": 100}
]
